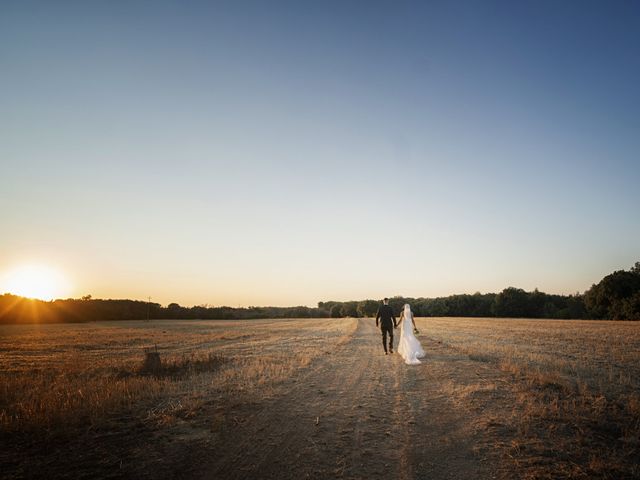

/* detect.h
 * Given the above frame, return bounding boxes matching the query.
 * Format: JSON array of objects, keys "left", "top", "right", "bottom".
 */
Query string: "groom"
[{"left": 375, "top": 298, "right": 397, "bottom": 355}]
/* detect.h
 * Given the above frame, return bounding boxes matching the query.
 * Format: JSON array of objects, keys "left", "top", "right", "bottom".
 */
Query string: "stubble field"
[{"left": 1, "top": 317, "right": 638, "bottom": 479}]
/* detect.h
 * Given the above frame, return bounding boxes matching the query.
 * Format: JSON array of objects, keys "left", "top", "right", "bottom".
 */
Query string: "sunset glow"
[
  {"left": 0, "top": 2, "right": 638, "bottom": 307},
  {"left": 2, "top": 265, "right": 70, "bottom": 301}
]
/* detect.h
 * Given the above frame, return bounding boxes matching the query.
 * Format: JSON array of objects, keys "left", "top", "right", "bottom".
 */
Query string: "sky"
[{"left": 1, "top": 1, "right": 639, "bottom": 307}]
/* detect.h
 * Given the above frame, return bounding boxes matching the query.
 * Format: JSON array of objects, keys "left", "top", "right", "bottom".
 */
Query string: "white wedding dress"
[{"left": 397, "top": 304, "right": 426, "bottom": 365}]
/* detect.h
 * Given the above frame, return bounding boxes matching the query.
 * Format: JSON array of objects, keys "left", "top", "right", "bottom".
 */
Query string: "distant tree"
[
  {"left": 470, "top": 292, "right": 496, "bottom": 316},
  {"left": 528, "top": 288, "right": 546, "bottom": 317},
  {"left": 318, "top": 301, "right": 339, "bottom": 316},
  {"left": 357, "top": 300, "right": 379, "bottom": 317},
  {"left": 492, "top": 287, "right": 530, "bottom": 317},
  {"left": 566, "top": 295, "right": 587, "bottom": 319},
  {"left": 430, "top": 299, "right": 444, "bottom": 316},
  {"left": 621, "top": 292, "right": 640, "bottom": 320},
  {"left": 288, "top": 306, "right": 313, "bottom": 318},
  {"left": 388, "top": 296, "right": 407, "bottom": 315},
  {"left": 543, "top": 300, "right": 560, "bottom": 318},
  {"left": 340, "top": 302, "right": 359, "bottom": 317},
  {"left": 584, "top": 268, "right": 640, "bottom": 319}
]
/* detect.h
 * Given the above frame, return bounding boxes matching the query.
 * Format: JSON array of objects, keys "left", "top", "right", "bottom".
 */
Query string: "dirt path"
[{"left": 198, "top": 319, "right": 501, "bottom": 480}]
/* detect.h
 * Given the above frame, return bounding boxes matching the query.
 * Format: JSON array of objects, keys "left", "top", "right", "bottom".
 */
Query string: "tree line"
[
  {"left": 1, "top": 262, "right": 638, "bottom": 323},
  {"left": 0, "top": 295, "right": 328, "bottom": 324},
  {"left": 321, "top": 262, "right": 640, "bottom": 320}
]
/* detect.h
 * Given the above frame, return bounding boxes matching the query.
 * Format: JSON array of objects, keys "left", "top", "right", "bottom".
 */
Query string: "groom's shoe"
[
  {"left": 389, "top": 349, "right": 394, "bottom": 354},
  {"left": 384, "top": 351, "right": 388, "bottom": 355}
]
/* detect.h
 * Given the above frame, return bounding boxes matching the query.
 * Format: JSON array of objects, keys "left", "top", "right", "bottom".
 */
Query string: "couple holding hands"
[{"left": 375, "top": 298, "right": 425, "bottom": 365}]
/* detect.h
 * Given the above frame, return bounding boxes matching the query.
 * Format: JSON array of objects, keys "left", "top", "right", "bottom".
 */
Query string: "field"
[{"left": 1, "top": 317, "right": 639, "bottom": 479}]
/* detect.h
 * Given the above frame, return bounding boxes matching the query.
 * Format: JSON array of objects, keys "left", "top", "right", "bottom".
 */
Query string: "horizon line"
[{"left": 0, "top": 284, "right": 587, "bottom": 309}]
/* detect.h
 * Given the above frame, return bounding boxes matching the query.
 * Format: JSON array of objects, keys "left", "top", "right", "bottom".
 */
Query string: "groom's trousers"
[{"left": 381, "top": 324, "right": 394, "bottom": 352}]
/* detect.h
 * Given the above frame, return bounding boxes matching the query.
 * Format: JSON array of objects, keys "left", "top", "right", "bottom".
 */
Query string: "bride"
[{"left": 397, "top": 304, "right": 426, "bottom": 365}]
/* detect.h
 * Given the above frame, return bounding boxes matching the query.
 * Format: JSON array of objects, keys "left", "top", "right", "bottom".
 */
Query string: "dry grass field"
[
  {"left": 1, "top": 317, "right": 638, "bottom": 479},
  {"left": 424, "top": 318, "right": 640, "bottom": 479},
  {"left": 0, "top": 319, "right": 356, "bottom": 433}
]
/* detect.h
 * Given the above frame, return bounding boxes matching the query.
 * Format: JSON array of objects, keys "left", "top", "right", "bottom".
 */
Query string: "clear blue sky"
[{"left": 1, "top": 1, "right": 639, "bottom": 306}]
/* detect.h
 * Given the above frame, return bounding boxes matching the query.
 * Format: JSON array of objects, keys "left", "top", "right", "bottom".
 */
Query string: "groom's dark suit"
[{"left": 375, "top": 304, "right": 397, "bottom": 353}]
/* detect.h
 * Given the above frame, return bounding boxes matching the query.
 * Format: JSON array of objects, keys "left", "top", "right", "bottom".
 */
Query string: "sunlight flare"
[{"left": 1, "top": 264, "right": 70, "bottom": 301}]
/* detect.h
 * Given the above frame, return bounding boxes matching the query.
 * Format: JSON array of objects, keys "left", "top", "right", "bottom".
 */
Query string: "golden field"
[
  {"left": 1, "top": 317, "right": 638, "bottom": 479},
  {"left": 423, "top": 318, "right": 640, "bottom": 479},
  {"left": 0, "top": 318, "right": 357, "bottom": 432}
]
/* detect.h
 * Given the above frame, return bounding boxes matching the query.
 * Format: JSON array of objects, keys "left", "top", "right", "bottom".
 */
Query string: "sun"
[{"left": 2, "top": 265, "right": 70, "bottom": 301}]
